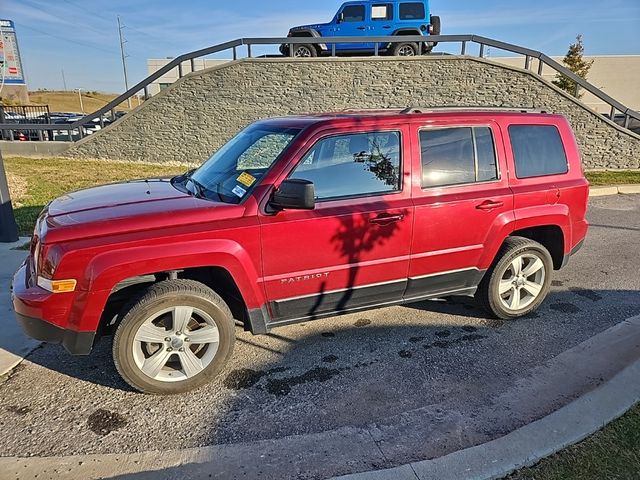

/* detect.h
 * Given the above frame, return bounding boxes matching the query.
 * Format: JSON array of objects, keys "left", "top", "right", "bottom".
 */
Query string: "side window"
[
  {"left": 342, "top": 5, "right": 366, "bottom": 22},
  {"left": 371, "top": 4, "right": 393, "bottom": 20},
  {"left": 399, "top": 2, "right": 426, "bottom": 20},
  {"left": 509, "top": 125, "right": 568, "bottom": 178},
  {"left": 420, "top": 127, "right": 498, "bottom": 188},
  {"left": 290, "top": 132, "right": 401, "bottom": 200}
]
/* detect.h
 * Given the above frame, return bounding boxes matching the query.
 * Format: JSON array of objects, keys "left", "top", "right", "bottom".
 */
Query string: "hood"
[
  {"left": 42, "top": 178, "right": 244, "bottom": 244},
  {"left": 290, "top": 23, "right": 330, "bottom": 33}
]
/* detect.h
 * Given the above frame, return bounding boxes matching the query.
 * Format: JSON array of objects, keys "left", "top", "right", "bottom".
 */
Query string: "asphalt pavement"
[{"left": 0, "top": 194, "right": 638, "bottom": 480}]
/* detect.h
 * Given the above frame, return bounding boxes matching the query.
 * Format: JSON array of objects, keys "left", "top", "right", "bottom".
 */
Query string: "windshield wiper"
[{"left": 186, "top": 173, "right": 207, "bottom": 200}]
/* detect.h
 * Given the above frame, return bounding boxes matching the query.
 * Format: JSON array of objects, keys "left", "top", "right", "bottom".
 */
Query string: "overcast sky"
[{"left": 3, "top": 0, "right": 640, "bottom": 92}]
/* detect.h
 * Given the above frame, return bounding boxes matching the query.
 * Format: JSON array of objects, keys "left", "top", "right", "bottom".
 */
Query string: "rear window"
[
  {"left": 420, "top": 126, "right": 499, "bottom": 188},
  {"left": 399, "top": 2, "right": 426, "bottom": 20},
  {"left": 509, "top": 125, "right": 568, "bottom": 178},
  {"left": 372, "top": 4, "right": 393, "bottom": 20}
]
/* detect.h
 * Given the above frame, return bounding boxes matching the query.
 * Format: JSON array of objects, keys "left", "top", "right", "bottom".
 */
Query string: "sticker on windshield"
[
  {"left": 231, "top": 185, "right": 247, "bottom": 198},
  {"left": 237, "top": 172, "right": 257, "bottom": 188}
]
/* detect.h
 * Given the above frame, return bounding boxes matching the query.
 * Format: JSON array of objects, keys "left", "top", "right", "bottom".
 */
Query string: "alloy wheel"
[{"left": 132, "top": 306, "right": 220, "bottom": 382}]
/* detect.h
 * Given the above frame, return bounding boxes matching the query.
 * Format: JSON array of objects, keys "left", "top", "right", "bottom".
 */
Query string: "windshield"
[{"left": 183, "top": 124, "right": 301, "bottom": 204}]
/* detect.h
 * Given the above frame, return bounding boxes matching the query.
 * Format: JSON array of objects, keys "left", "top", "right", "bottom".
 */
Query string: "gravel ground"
[{"left": 0, "top": 194, "right": 638, "bottom": 459}]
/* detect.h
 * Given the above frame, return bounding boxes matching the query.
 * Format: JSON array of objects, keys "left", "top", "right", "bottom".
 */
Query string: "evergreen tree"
[{"left": 553, "top": 35, "right": 594, "bottom": 99}]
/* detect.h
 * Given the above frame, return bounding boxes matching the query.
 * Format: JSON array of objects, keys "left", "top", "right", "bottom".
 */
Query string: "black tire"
[
  {"left": 430, "top": 15, "right": 441, "bottom": 35},
  {"left": 475, "top": 236, "right": 553, "bottom": 320},
  {"left": 391, "top": 42, "right": 419, "bottom": 56},
  {"left": 113, "top": 279, "right": 235, "bottom": 395},
  {"left": 291, "top": 44, "right": 318, "bottom": 58}
]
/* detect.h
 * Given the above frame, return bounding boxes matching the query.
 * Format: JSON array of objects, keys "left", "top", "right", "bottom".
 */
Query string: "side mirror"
[
  {"left": 337, "top": 12, "right": 344, "bottom": 23},
  {"left": 270, "top": 179, "right": 315, "bottom": 211}
]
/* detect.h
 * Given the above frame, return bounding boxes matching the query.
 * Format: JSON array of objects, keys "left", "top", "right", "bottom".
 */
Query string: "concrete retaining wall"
[{"left": 64, "top": 56, "right": 640, "bottom": 169}]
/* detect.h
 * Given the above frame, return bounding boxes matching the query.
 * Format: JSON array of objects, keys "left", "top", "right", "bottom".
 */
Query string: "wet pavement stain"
[
  {"left": 321, "top": 332, "right": 336, "bottom": 338},
  {"left": 87, "top": 409, "right": 127, "bottom": 436},
  {"left": 322, "top": 355, "right": 339, "bottom": 363},
  {"left": 461, "top": 326, "right": 478, "bottom": 332},
  {"left": 551, "top": 280, "right": 565, "bottom": 287},
  {"left": 223, "top": 367, "right": 290, "bottom": 390},
  {"left": 223, "top": 368, "right": 266, "bottom": 390},
  {"left": 398, "top": 350, "right": 413, "bottom": 358},
  {"left": 354, "top": 318, "right": 372, "bottom": 327},
  {"left": 6, "top": 405, "right": 31, "bottom": 416},
  {"left": 550, "top": 302, "right": 582, "bottom": 314},
  {"left": 409, "top": 336, "right": 425, "bottom": 343},
  {"left": 265, "top": 367, "right": 341, "bottom": 396},
  {"left": 435, "top": 330, "right": 451, "bottom": 338},
  {"left": 569, "top": 288, "right": 603, "bottom": 301}
]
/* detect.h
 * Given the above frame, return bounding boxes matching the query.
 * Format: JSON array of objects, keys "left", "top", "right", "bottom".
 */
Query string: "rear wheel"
[
  {"left": 113, "top": 279, "right": 235, "bottom": 394},
  {"left": 475, "top": 237, "right": 553, "bottom": 319},
  {"left": 392, "top": 42, "right": 419, "bottom": 56}
]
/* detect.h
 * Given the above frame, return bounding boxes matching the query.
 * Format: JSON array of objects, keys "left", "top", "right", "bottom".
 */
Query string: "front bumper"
[
  {"left": 11, "top": 262, "right": 95, "bottom": 355},
  {"left": 15, "top": 311, "right": 95, "bottom": 355}
]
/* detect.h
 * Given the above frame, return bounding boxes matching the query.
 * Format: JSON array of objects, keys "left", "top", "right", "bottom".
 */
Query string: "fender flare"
[
  {"left": 75, "top": 239, "right": 265, "bottom": 332},
  {"left": 285, "top": 29, "right": 327, "bottom": 51}
]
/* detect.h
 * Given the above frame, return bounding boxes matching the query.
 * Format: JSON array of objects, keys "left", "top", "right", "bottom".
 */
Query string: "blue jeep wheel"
[{"left": 293, "top": 45, "right": 317, "bottom": 58}]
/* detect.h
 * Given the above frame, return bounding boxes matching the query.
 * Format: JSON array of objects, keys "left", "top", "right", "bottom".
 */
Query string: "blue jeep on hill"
[{"left": 281, "top": 0, "right": 441, "bottom": 57}]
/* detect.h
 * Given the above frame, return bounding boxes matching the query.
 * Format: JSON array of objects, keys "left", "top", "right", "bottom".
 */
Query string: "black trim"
[
  {"left": 247, "top": 306, "right": 270, "bottom": 335},
  {"left": 271, "top": 280, "right": 407, "bottom": 322},
  {"left": 561, "top": 239, "right": 585, "bottom": 268},
  {"left": 404, "top": 269, "right": 485, "bottom": 301},
  {"left": 264, "top": 269, "right": 487, "bottom": 331},
  {"left": 16, "top": 313, "right": 95, "bottom": 355}
]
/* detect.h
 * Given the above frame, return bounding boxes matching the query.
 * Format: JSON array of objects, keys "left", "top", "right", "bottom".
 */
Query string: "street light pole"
[
  {"left": 117, "top": 15, "right": 132, "bottom": 110},
  {"left": 76, "top": 88, "right": 84, "bottom": 114}
]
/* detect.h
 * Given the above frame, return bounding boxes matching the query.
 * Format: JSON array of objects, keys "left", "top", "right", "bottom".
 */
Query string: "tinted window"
[
  {"left": 420, "top": 127, "right": 498, "bottom": 188},
  {"left": 399, "top": 2, "right": 426, "bottom": 20},
  {"left": 291, "top": 132, "right": 401, "bottom": 200},
  {"left": 509, "top": 125, "right": 568, "bottom": 178},
  {"left": 372, "top": 4, "right": 393, "bottom": 20},
  {"left": 475, "top": 127, "right": 498, "bottom": 182},
  {"left": 342, "top": 5, "right": 365, "bottom": 22}
]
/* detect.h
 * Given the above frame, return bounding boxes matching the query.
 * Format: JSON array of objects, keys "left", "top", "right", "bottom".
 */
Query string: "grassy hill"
[{"left": 27, "top": 90, "right": 142, "bottom": 114}]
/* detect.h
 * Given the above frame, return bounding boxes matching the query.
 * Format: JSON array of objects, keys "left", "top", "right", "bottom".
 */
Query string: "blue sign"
[{"left": 0, "top": 19, "right": 26, "bottom": 85}]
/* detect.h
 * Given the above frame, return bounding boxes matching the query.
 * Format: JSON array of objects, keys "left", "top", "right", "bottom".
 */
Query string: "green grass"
[
  {"left": 4, "top": 157, "right": 183, "bottom": 236},
  {"left": 585, "top": 170, "right": 640, "bottom": 186},
  {"left": 509, "top": 402, "right": 640, "bottom": 479}
]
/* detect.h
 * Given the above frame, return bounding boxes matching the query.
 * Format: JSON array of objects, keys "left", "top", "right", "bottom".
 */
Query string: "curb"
[
  {"left": 589, "top": 184, "right": 640, "bottom": 197},
  {"left": 334, "top": 315, "right": 640, "bottom": 480}
]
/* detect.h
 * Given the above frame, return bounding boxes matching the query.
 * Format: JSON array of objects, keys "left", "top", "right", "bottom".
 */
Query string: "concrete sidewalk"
[{"left": 0, "top": 238, "right": 38, "bottom": 377}]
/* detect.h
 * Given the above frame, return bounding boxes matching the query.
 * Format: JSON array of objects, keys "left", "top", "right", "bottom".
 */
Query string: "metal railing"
[{"left": 1, "top": 34, "right": 638, "bottom": 141}]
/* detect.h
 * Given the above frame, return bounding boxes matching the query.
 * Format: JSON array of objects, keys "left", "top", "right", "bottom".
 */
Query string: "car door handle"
[
  {"left": 370, "top": 214, "right": 404, "bottom": 226},
  {"left": 383, "top": 25, "right": 392, "bottom": 29},
  {"left": 356, "top": 26, "right": 367, "bottom": 30},
  {"left": 476, "top": 200, "right": 504, "bottom": 211}
]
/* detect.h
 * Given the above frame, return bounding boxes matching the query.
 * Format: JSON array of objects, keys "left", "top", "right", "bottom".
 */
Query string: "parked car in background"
[
  {"left": 281, "top": 0, "right": 441, "bottom": 57},
  {"left": 12, "top": 109, "right": 589, "bottom": 394}
]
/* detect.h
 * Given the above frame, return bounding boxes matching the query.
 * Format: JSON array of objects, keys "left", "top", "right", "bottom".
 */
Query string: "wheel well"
[
  {"left": 394, "top": 29, "right": 422, "bottom": 36},
  {"left": 99, "top": 267, "right": 249, "bottom": 336},
  {"left": 510, "top": 226, "right": 565, "bottom": 270}
]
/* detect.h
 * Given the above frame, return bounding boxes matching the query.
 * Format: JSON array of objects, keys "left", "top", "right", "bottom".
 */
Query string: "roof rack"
[{"left": 400, "top": 107, "right": 548, "bottom": 114}]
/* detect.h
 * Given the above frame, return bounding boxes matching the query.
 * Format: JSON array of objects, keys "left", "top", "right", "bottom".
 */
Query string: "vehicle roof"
[{"left": 259, "top": 109, "right": 566, "bottom": 130}]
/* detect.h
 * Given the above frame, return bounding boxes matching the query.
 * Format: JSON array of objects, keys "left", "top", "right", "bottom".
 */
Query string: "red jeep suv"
[{"left": 12, "top": 109, "right": 589, "bottom": 394}]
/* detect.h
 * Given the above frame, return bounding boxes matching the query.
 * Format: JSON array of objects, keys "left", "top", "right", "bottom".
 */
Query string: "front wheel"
[
  {"left": 113, "top": 280, "right": 235, "bottom": 394},
  {"left": 292, "top": 44, "right": 317, "bottom": 58},
  {"left": 475, "top": 237, "right": 553, "bottom": 319}
]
